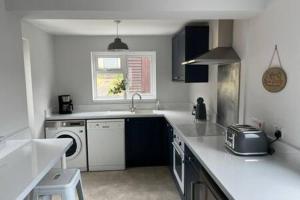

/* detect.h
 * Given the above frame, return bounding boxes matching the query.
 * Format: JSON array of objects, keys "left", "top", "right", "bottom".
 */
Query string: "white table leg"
[{"left": 61, "top": 153, "right": 67, "bottom": 169}]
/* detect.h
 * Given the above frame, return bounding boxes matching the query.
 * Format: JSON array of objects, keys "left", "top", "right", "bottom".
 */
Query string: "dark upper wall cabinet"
[{"left": 172, "top": 25, "right": 209, "bottom": 82}]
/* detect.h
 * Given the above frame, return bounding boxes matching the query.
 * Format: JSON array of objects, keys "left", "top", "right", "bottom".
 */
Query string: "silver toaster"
[{"left": 225, "top": 124, "right": 269, "bottom": 156}]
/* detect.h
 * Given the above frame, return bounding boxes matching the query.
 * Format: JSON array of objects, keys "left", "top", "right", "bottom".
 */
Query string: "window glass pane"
[
  {"left": 127, "top": 56, "right": 151, "bottom": 94},
  {"left": 98, "top": 57, "right": 121, "bottom": 69},
  {"left": 92, "top": 52, "right": 155, "bottom": 101},
  {"left": 96, "top": 72, "right": 124, "bottom": 98}
]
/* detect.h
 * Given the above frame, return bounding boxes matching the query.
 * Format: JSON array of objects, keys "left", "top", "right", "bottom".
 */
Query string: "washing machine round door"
[{"left": 56, "top": 131, "right": 82, "bottom": 160}]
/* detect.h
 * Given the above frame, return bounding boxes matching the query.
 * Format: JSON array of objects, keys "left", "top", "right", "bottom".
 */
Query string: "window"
[{"left": 91, "top": 52, "right": 156, "bottom": 101}]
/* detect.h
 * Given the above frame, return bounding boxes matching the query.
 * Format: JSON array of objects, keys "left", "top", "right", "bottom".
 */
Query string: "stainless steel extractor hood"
[
  {"left": 183, "top": 47, "right": 240, "bottom": 65},
  {"left": 183, "top": 20, "right": 240, "bottom": 65}
]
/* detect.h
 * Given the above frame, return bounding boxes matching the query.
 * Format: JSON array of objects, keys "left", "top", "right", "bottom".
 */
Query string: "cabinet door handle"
[{"left": 191, "top": 181, "right": 204, "bottom": 200}]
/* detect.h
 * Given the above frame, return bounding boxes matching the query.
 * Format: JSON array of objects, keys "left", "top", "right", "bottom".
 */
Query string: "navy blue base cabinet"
[
  {"left": 185, "top": 146, "right": 228, "bottom": 200},
  {"left": 165, "top": 120, "right": 174, "bottom": 172},
  {"left": 125, "top": 117, "right": 168, "bottom": 167}
]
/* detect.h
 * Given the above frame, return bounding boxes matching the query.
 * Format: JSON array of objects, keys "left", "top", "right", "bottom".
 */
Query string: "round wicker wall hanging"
[{"left": 262, "top": 45, "right": 287, "bottom": 93}]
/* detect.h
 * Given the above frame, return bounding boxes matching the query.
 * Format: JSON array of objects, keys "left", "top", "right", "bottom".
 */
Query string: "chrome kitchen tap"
[{"left": 130, "top": 92, "right": 142, "bottom": 112}]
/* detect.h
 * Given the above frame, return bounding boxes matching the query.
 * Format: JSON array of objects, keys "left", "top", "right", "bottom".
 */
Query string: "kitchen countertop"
[
  {"left": 0, "top": 138, "right": 72, "bottom": 200},
  {"left": 46, "top": 110, "right": 300, "bottom": 199},
  {"left": 46, "top": 110, "right": 225, "bottom": 137},
  {"left": 185, "top": 136, "right": 300, "bottom": 200},
  {"left": 46, "top": 110, "right": 164, "bottom": 120}
]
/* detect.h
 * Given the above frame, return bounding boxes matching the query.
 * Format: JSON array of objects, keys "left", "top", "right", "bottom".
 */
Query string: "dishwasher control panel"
[{"left": 87, "top": 120, "right": 124, "bottom": 129}]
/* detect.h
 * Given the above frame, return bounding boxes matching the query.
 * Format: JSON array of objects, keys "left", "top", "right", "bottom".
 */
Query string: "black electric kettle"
[{"left": 194, "top": 97, "right": 207, "bottom": 120}]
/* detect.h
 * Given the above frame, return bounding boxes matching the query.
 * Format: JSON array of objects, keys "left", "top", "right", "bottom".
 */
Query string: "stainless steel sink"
[
  {"left": 104, "top": 110, "right": 155, "bottom": 115},
  {"left": 105, "top": 110, "right": 133, "bottom": 115},
  {"left": 134, "top": 110, "right": 154, "bottom": 114}
]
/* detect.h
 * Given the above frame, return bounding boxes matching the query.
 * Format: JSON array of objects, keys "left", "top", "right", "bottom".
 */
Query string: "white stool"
[{"left": 33, "top": 169, "right": 84, "bottom": 200}]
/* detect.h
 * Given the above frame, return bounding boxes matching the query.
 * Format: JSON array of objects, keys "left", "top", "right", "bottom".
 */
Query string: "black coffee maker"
[
  {"left": 58, "top": 95, "right": 73, "bottom": 114},
  {"left": 194, "top": 97, "right": 207, "bottom": 120}
]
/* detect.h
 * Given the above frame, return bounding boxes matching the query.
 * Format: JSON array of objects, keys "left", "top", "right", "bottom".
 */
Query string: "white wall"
[
  {"left": 188, "top": 21, "right": 220, "bottom": 121},
  {"left": 53, "top": 35, "right": 190, "bottom": 110},
  {"left": 22, "top": 22, "right": 56, "bottom": 138},
  {"left": 233, "top": 0, "right": 300, "bottom": 148},
  {"left": 233, "top": 20, "right": 249, "bottom": 124},
  {"left": 0, "top": 0, "right": 28, "bottom": 137}
]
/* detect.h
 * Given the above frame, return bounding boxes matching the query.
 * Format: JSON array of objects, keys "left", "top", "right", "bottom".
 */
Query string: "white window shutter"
[{"left": 127, "top": 56, "right": 151, "bottom": 94}]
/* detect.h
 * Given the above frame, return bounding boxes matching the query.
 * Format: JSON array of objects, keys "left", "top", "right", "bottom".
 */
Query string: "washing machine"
[{"left": 45, "top": 120, "right": 87, "bottom": 171}]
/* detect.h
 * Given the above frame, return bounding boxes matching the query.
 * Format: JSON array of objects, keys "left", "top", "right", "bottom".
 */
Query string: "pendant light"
[{"left": 108, "top": 20, "right": 129, "bottom": 51}]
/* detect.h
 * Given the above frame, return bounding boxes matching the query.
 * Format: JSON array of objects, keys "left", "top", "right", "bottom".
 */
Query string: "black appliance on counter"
[
  {"left": 225, "top": 124, "right": 269, "bottom": 156},
  {"left": 58, "top": 95, "right": 73, "bottom": 114},
  {"left": 193, "top": 97, "right": 207, "bottom": 120}
]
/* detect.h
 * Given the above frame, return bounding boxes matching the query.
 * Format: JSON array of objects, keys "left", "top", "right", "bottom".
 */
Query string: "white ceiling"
[
  {"left": 28, "top": 19, "right": 193, "bottom": 35},
  {"left": 19, "top": 0, "right": 271, "bottom": 35},
  {"left": 6, "top": 0, "right": 270, "bottom": 14}
]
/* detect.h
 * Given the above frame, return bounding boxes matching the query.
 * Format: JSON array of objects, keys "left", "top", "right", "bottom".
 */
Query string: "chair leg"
[
  {"left": 62, "top": 188, "right": 76, "bottom": 200},
  {"left": 76, "top": 179, "right": 84, "bottom": 200}
]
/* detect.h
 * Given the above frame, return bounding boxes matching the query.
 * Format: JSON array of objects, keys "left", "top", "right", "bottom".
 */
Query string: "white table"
[{"left": 0, "top": 138, "right": 72, "bottom": 200}]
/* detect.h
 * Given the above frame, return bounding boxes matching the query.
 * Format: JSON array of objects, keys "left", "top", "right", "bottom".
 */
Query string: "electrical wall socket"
[
  {"left": 273, "top": 123, "right": 283, "bottom": 139},
  {"left": 273, "top": 123, "right": 283, "bottom": 134},
  {"left": 251, "top": 118, "right": 264, "bottom": 130}
]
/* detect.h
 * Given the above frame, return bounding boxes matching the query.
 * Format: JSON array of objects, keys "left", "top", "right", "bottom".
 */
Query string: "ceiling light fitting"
[{"left": 107, "top": 20, "right": 129, "bottom": 51}]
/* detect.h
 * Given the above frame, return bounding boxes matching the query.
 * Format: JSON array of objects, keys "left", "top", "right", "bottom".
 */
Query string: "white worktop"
[
  {"left": 164, "top": 111, "right": 300, "bottom": 200},
  {"left": 0, "top": 138, "right": 72, "bottom": 200},
  {"left": 46, "top": 110, "right": 164, "bottom": 120},
  {"left": 47, "top": 110, "right": 224, "bottom": 137},
  {"left": 46, "top": 110, "right": 300, "bottom": 200},
  {"left": 185, "top": 136, "right": 300, "bottom": 200}
]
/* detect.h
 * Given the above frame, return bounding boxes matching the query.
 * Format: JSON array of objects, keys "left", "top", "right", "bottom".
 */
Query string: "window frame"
[{"left": 91, "top": 51, "right": 156, "bottom": 102}]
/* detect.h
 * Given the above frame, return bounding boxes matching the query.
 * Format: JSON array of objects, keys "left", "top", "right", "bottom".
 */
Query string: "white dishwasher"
[{"left": 87, "top": 119, "right": 125, "bottom": 171}]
